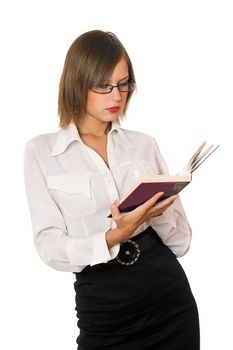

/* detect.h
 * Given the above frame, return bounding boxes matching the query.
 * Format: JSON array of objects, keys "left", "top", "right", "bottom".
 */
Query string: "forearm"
[
  {"left": 105, "top": 227, "right": 126, "bottom": 248},
  {"left": 105, "top": 225, "right": 137, "bottom": 248}
]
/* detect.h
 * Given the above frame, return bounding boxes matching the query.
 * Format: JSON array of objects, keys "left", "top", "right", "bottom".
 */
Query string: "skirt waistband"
[{"left": 78, "top": 226, "right": 163, "bottom": 274}]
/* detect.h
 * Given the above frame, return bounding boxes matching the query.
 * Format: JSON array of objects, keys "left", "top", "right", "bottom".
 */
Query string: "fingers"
[
  {"left": 152, "top": 194, "right": 178, "bottom": 216},
  {"left": 138, "top": 192, "right": 165, "bottom": 211},
  {"left": 110, "top": 199, "right": 121, "bottom": 220},
  {"left": 156, "top": 194, "right": 178, "bottom": 209},
  {"left": 139, "top": 192, "right": 178, "bottom": 218},
  {"left": 110, "top": 192, "right": 178, "bottom": 223}
]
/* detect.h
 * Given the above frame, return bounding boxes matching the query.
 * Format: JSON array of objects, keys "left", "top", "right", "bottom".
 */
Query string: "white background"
[{"left": 0, "top": 0, "right": 232, "bottom": 349}]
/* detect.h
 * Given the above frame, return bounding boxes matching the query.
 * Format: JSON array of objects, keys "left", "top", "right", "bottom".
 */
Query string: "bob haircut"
[{"left": 58, "top": 30, "right": 136, "bottom": 128}]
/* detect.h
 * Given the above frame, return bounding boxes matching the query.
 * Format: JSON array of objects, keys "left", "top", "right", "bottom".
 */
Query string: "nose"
[{"left": 110, "top": 86, "right": 122, "bottom": 101}]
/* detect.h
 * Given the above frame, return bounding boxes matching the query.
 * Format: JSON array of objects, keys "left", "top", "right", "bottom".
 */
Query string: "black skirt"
[{"left": 74, "top": 226, "right": 200, "bottom": 350}]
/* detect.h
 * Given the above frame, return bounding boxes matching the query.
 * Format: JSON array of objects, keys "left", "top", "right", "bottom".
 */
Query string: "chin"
[{"left": 104, "top": 115, "right": 120, "bottom": 123}]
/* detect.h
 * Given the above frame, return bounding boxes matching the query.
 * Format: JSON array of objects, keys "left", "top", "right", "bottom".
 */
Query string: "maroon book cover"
[{"left": 108, "top": 180, "right": 190, "bottom": 217}]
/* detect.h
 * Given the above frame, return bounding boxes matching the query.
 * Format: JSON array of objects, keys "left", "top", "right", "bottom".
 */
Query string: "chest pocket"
[{"left": 47, "top": 175, "right": 97, "bottom": 219}]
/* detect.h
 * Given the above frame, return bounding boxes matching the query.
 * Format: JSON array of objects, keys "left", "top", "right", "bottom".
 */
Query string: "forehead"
[{"left": 108, "top": 57, "right": 129, "bottom": 82}]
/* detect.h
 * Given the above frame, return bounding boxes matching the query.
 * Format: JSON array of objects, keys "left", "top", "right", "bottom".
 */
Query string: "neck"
[{"left": 75, "top": 118, "right": 111, "bottom": 137}]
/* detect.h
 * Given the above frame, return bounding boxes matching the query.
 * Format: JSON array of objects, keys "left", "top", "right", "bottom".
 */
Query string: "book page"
[
  {"left": 178, "top": 141, "right": 207, "bottom": 175},
  {"left": 191, "top": 144, "right": 220, "bottom": 173},
  {"left": 179, "top": 141, "right": 219, "bottom": 175},
  {"left": 188, "top": 141, "right": 207, "bottom": 169}
]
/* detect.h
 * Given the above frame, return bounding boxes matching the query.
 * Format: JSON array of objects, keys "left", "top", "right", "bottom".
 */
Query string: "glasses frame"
[{"left": 91, "top": 78, "right": 136, "bottom": 94}]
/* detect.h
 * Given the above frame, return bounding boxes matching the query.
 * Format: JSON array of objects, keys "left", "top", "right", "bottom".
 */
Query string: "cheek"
[
  {"left": 86, "top": 92, "right": 102, "bottom": 112},
  {"left": 121, "top": 93, "right": 128, "bottom": 108}
]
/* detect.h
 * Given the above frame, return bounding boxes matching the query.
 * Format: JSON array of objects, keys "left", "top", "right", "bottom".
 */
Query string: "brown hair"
[{"left": 58, "top": 30, "right": 135, "bottom": 128}]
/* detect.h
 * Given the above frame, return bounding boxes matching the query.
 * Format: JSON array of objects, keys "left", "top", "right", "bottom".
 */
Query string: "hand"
[{"left": 106, "top": 192, "right": 178, "bottom": 247}]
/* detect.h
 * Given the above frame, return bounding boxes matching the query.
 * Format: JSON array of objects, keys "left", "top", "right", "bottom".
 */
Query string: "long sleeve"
[
  {"left": 149, "top": 138, "right": 192, "bottom": 257},
  {"left": 24, "top": 141, "right": 119, "bottom": 272}
]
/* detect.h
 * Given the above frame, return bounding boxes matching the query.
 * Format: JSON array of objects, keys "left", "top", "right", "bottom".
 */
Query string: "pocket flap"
[{"left": 47, "top": 175, "right": 90, "bottom": 195}]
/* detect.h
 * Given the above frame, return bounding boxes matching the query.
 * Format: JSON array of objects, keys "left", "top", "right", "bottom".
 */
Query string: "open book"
[{"left": 108, "top": 141, "right": 219, "bottom": 216}]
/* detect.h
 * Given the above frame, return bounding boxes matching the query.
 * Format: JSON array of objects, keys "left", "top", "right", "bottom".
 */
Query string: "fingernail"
[{"left": 155, "top": 192, "right": 164, "bottom": 197}]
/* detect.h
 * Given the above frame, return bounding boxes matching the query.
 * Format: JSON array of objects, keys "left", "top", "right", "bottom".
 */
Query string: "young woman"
[{"left": 24, "top": 30, "right": 200, "bottom": 350}]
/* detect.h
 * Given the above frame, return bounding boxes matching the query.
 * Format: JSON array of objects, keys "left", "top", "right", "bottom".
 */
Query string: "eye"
[
  {"left": 97, "top": 83, "right": 111, "bottom": 89},
  {"left": 118, "top": 80, "right": 128, "bottom": 87}
]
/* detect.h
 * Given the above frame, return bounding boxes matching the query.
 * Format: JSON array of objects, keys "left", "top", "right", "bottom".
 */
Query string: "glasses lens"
[
  {"left": 127, "top": 79, "right": 136, "bottom": 92},
  {"left": 91, "top": 79, "right": 135, "bottom": 94},
  {"left": 92, "top": 84, "right": 112, "bottom": 94},
  {"left": 118, "top": 79, "right": 135, "bottom": 92}
]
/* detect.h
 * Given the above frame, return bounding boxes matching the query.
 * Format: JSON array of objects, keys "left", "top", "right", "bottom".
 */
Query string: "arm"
[
  {"left": 106, "top": 192, "right": 179, "bottom": 248},
  {"left": 149, "top": 138, "right": 192, "bottom": 257},
  {"left": 150, "top": 197, "right": 192, "bottom": 257},
  {"left": 24, "top": 140, "right": 119, "bottom": 273}
]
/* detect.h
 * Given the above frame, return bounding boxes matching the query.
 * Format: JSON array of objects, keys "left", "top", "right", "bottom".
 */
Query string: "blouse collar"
[{"left": 51, "top": 121, "right": 122, "bottom": 156}]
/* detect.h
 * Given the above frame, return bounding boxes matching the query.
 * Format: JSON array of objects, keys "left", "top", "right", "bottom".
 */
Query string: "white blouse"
[{"left": 24, "top": 121, "right": 192, "bottom": 273}]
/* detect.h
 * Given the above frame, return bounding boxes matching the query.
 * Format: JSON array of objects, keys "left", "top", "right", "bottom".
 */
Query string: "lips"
[{"left": 106, "top": 106, "right": 120, "bottom": 113}]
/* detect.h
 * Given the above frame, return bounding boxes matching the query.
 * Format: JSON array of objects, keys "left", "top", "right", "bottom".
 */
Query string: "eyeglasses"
[{"left": 91, "top": 78, "right": 136, "bottom": 94}]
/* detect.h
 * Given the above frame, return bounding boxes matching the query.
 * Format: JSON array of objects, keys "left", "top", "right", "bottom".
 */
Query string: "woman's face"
[{"left": 85, "top": 56, "right": 129, "bottom": 124}]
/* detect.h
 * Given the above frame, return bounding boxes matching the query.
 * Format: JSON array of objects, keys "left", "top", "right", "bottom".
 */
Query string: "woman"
[{"left": 24, "top": 30, "right": 200, "bottom": 349}]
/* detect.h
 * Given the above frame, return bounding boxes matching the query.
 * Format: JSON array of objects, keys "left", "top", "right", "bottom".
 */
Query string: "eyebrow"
[{"left": 107, "top": 75, "right": 129, "bottom": 84}]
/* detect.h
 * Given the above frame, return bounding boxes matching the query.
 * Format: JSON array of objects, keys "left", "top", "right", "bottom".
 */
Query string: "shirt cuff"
[{"left": 91, "top": 231, "right": 120, "bottom": 266}]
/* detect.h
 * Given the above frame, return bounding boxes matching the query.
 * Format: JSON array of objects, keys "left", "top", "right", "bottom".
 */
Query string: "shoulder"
[
  {"left": 119, "top": 127, "right": 159, "bottom": 147},
  {"left": 24, "top": 130, "right": 59, "bottom": 156}
]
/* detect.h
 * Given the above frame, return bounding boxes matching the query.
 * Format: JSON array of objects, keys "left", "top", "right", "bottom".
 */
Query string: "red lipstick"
[{"left": 106, "top": 106, "right": 120, "bottom": 113}]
